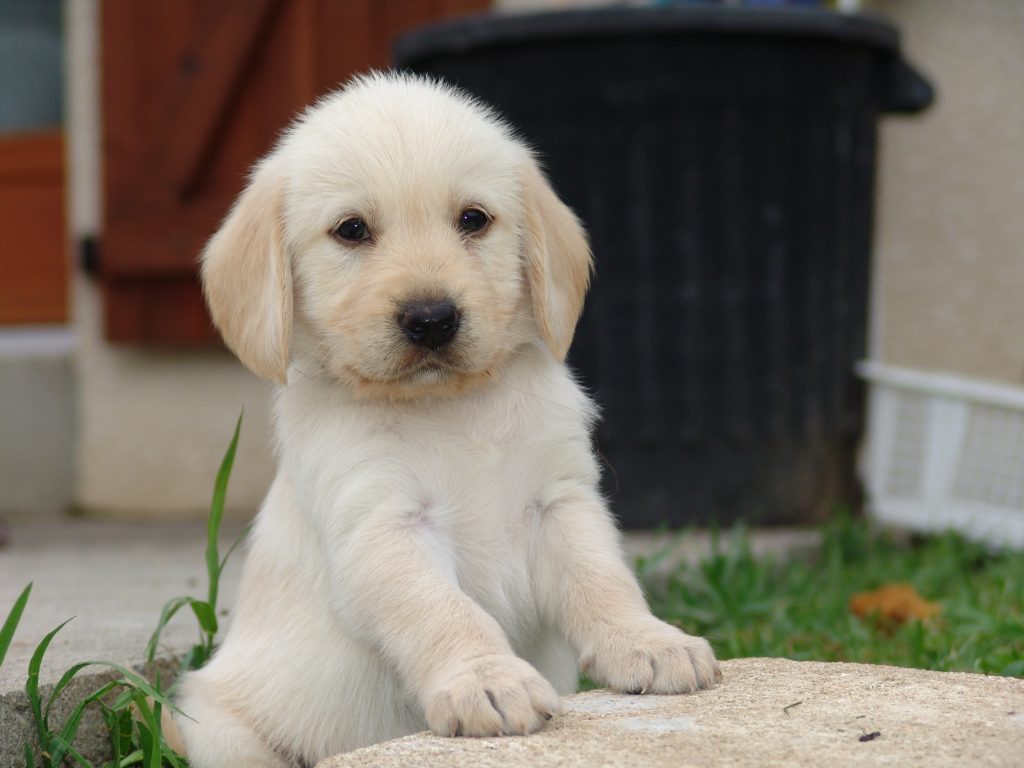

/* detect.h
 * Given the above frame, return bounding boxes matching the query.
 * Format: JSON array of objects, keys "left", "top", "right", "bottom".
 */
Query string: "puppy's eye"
[
  {"left": 333, "top": 217, "right": 371, "bottom": 243},
  {"left": 458, "top": 208, "right": 490, "bottom": 235}
]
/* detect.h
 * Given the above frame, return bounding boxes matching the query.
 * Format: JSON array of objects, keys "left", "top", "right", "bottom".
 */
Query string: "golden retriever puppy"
[{"left": 176, "top": 72, "right": 719, "bottom": 767}]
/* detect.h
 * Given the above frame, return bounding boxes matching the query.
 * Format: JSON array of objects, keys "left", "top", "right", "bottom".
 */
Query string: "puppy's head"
[{"left": 202, "top": 73, "right": 591, "bottom": 398}]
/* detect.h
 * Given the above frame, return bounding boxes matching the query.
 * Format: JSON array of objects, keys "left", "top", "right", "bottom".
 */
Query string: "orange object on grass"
[{"left": 849, "top": 583, "right": 941, "bottom": 624}]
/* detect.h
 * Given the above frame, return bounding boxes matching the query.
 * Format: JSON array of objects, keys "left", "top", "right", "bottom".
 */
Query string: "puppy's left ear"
[
  {"left": 522, "top": 160, "right": 593, "bottom": 362},
  {"left": 201, "top": 157, "right": 292, "bottom": 384}
]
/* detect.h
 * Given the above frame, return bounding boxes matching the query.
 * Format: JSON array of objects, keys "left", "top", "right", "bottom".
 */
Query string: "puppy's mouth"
[
  {"left": 345, "top": 345, "right": 469, "bottom": 387},
  {"left": 398, "top": 346, "right": 470, "bottom": 380},
  {"left": 337, "top": 341, "right": 507, "bottom": 400}
]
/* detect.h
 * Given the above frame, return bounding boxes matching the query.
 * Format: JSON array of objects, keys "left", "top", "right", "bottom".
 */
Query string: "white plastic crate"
[{"left": 859, "top": 361, "right": 1024, "bottom": 549}]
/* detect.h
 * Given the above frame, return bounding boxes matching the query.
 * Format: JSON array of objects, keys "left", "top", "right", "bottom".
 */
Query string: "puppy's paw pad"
[
  {"left": 425, "top": 654, "right": 561, "bottom": 738},
  {"left": 583, "top": 621, "right": 721, "bottom": 695}
]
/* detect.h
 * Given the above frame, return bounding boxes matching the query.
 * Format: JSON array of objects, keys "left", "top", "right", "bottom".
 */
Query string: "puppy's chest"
[
  {"left": 378, "top": 413, "right": 558, "bottom": 625},
  {"left": 384, "top": 410, "right": 557, "bottom": 516}
]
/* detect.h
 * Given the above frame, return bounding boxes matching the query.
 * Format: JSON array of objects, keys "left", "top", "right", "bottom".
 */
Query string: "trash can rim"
[{"left": 394, "top": 5, "right": 902, "bottom": 64}]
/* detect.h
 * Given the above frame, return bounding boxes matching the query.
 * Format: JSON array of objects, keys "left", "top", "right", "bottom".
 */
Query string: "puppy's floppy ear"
[
  {"left": 201, "top": 157, "right": 292, "bottom": 384},
  {"left": 522, "top": 160, "right": 593, "bottom": 362}
]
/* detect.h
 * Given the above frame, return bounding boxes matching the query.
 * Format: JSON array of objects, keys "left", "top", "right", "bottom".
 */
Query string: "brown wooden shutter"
[
  {"left": 101, "top": 0, "right": 487, "bottom": 344},
  {"left": 0, "top": 131, "right": 67, "bottom": 324}
]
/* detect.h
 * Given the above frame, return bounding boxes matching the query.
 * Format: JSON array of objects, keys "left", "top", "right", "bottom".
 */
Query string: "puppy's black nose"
[{"left": 398, "top": 301, "right": 460, "bottom": 349}]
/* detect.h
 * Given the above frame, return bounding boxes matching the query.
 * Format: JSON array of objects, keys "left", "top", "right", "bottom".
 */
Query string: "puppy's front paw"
[
  {"left": 424, "top": 654, "right": 561, "bottom": 737},
  {"left": 582, "top": 619, "right": 721, "bottom": 695}
]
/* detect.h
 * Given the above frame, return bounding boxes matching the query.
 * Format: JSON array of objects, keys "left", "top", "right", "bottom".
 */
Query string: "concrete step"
[{"left": 317, "top": 658, "right": 1024, "bottom": 768}]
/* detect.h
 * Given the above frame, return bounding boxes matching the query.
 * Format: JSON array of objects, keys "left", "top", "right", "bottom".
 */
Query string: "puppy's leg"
[
  {"left": 330, "top": 510, "right": 561, "bottom": 738},
  {"left": 532, "top": 487, "right": 721, "bottom": 694},
  {"left": 175, "top": 674, "right": 290, "bottom": 768}
]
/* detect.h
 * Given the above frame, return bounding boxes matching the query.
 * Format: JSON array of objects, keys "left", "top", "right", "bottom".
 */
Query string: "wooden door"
[{"left": 101, "top": 0, "right": 487, "bottom": 344}]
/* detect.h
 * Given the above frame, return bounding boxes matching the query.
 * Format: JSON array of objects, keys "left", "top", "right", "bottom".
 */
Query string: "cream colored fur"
[{"left": 178, "top": 72, "right": 720, "bottom": 768}]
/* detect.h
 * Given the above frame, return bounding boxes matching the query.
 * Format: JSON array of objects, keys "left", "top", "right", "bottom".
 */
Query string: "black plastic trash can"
[{"left": 395, "top": 6, "right": 933, "bottom": 527}]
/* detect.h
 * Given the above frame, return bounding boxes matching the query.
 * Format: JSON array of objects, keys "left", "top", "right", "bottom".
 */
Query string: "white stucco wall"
[
  {"left": 866, "top": 0, "right": 1024, "bottom": 386},
  {"left": 72, "top": 276, "right": 276, "bottom": 518}
]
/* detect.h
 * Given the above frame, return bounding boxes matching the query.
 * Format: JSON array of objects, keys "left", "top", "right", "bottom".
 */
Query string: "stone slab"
[{"left": 317, "top": 658, "right": 1024, "bottom": 768}]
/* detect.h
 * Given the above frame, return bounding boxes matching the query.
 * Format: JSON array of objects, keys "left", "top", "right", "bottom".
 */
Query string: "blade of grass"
[
  {"left": 135, "top": 718, "right": 159, "bottom": 768},
  {"left": 44, "top": 660, "right": 185, "bottom": 723},
  {"left": 112, "top": 688, "right": 136, "bottom": 711},
  {"left": 1, "top": 582, "right": 32, "bottom": 669},
  {"left": 145, "top": 596, "right": 195, "bottom": 664},
  {"left": 130, "top": 692, "right": 159, "bottom": 768},
  {"left": 182, "top": 642, "right": 209, "bottom": 670},
  {"left": 26, "top": 617, "right": 74, "bottom": 751},
  {"left": 136, "top": 691, "right": 186, "bottom": 767},
  {"left": 162, "top": 740, "right": 188, "bottom": 768},
  {"left": 48, "top": 732, "right": 94, "bottom": 768},
  {"left": 206, "top": 412, "right": 242, "bottom": 614},
  {"left": 219, "top": 521, "right": 252, "bottom": 573},
  {"left": 147, "top": 595, "right": 221, "bottom": 664},
  {"left": 131, "top": 693, "right": 166, "bottom": 768},
  {"left": 1002, "top": 659, "right": 1024, "bottom": 676},
  {"left": 50, "top": 680, "right": 119, "bottom": 764},
  {"left": 189, "top": 600, "right": 218, "bottom": 636},
  {"left": 102, "top": 702, "right": 134, "bottom": 766}
]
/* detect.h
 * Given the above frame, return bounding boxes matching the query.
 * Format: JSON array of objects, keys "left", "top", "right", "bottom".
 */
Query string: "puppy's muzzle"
[{"left": 398, "top": 301, "right": 461, "bottom": 350}]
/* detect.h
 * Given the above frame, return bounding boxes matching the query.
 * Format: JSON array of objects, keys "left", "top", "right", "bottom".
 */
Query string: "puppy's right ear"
[{"left": 201, "top": 158, "right": 292, "bottom": 384}]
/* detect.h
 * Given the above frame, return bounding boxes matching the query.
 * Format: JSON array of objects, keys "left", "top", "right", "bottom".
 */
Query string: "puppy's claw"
[
  {"left": 425, "top": 654, "right": 559, "bottom": 738},
  {"left": 485, "top": 689, "right": 500, "bottom": 713},
  {"left": 583, "top": 619, "right": 720, "bottom": 695}
]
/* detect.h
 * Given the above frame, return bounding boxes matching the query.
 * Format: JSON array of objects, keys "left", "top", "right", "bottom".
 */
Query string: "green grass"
[
  {"left": 639, "top": 517, "right": 1024, "bottom": 677},
  {"left": 147, "top": 413, "right": 247, "bottom": 672},
  {"left": 1, "top": 413, "right": 246, "bottom": 767}
]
